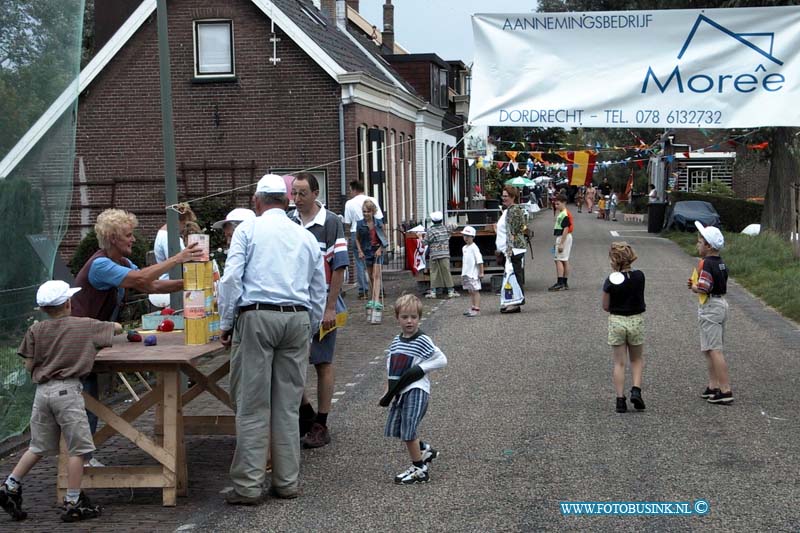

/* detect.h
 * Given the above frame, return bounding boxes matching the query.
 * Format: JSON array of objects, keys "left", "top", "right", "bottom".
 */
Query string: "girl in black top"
[{"left": 602, "top": 242, "right": 646, "bottom": 413}]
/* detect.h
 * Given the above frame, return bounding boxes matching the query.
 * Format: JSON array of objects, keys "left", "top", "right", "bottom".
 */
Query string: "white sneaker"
[
  {"left": 466, "top": 309, "right": 480, "bottom": 317},
  {"left": 447, "top": 291, "right": 460, "bottom": 298},
  {"left": 393, "top": 464, "right": 429, "bottom": 485},
  {"left": 420, "top": 443, "right": 439, "bottom": 464},
  {"left": 83, "top": 458, "right": 105, "bottom": 468},
  {"left": 424, "top": 292, "right": 437, "bottom": 299}
]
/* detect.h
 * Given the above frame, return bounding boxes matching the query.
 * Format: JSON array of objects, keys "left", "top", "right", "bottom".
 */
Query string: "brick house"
[
  {"left": 347, "top": 1, "right": 473, "bottom": 217},
  {"left": 1, "top": 0, "right": 455, "bottom": 260},
  {"left": 669, "top": 129, "right": 769, "bottom": 200}
]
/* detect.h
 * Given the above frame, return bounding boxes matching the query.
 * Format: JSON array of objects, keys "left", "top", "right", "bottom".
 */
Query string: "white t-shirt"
[
  {"left": 461, "top": 242, "right": 483, "bottom": 279},
  {"left": 343, "top": 194, "right": 384, "bottom": 233},
  {"left": 153, "top": 229, "right": 185, "bottom": 280},
  {"left": 648, "top": 188, "right": 658, "bottom": 202}
]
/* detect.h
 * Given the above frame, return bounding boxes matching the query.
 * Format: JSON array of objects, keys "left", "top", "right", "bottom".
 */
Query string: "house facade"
[{"left": 1, "top": 0, "right": 444, "bottom": 259}]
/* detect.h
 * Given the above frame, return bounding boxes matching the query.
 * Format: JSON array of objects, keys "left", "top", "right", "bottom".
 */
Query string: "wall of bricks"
[
  {"left": 674, "top": 128, "right": 770, "bottom": 199},
  {"left": 343, "top": 104, "right": 416, "bottom": 243},
  {"left": 62, "top": 0, "right": 344, "bottom": 258}
]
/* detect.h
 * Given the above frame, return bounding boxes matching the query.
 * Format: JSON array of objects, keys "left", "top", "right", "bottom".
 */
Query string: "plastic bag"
[{"left": 500, "top": 257, "right": 524, "bottom": 307}]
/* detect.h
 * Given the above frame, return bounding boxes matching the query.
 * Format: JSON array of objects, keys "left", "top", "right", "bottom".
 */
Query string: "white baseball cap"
[
  {"left": 462, "top": 226, "right": 476, "bottom": 237},
  {"left": 255, "top": 174, "right": 287, "bottom": 194},
  {"left": 695, "top": 221, "right": 724, "bottom": 250},
  {"left": 212, "top": 208, "right": 256, "bottom": 229},
  {"left": 430, "top": 211, "right": 443, "bottom": 222},
  {"left": 37, "top": 280, "right": 81, "bottom": 307}
]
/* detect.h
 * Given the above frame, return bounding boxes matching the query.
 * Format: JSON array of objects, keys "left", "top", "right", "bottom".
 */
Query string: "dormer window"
[{"left": 194, "top": 20, "right": 235, "bottom": 78}]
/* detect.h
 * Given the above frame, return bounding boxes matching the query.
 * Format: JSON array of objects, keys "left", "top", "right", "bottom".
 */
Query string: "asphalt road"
[{"left": 195, "top": 209, "right": 800, "bottom": 532}]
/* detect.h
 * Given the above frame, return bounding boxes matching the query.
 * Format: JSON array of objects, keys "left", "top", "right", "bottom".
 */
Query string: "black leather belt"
[
  {"left": 709, "top": 294, "right": 725, "bottom": 298},
  {"left": 239, "top": 303, "right": 309, "bottom": 313}
]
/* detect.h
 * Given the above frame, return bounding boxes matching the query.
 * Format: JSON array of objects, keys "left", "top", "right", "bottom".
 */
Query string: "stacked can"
[{"left": 182, "top": 235, "right": 220, "bottom": 345}]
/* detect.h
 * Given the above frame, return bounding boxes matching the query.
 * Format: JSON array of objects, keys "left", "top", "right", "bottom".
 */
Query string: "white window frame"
[
  {"left": 193, "top": 20, "right": 235, "bottom": 79},
  {"left": 688, "top": 165, "right": 712, "bottom": 191}
]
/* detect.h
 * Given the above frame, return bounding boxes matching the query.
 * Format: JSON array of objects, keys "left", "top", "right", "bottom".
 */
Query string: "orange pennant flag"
[
  {"left": 556, "top": 151, "right": 573, "bottom": 162},
  {"left": 505, "top": 151, "right": 519, "bottom": 161}
]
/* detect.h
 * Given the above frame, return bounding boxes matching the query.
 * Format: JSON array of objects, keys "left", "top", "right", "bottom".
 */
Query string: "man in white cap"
[
  {"left": 689, "top": 221, "right": 733, "bottom": 405},
  {"left": 1, "top": 281, "right": 122, "bottom": 522},
  {"left": 424, "top": 211, "right": 457, "bottom": 299},
  {"left": 218, "top": 174, "right": 326, "bottom": 504}
]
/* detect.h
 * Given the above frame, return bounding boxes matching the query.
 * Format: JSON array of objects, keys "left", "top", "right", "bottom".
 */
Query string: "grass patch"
[{"left": 663, "top": 230, "right": 800, "bottom": 323}]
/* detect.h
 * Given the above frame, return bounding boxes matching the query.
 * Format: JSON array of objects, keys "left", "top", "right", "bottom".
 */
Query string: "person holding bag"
[{"left": 495, "top": 186, "right": 527, "bottom": 314}]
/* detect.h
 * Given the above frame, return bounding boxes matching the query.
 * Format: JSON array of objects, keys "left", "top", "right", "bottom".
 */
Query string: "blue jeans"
[{"left": 350, "top": 238, "right": 369, "bottom": 295}]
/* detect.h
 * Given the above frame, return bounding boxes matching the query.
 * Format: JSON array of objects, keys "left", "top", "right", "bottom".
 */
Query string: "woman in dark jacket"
[{"left": 355, "top": 199, "right": 389, "bottom": 310}]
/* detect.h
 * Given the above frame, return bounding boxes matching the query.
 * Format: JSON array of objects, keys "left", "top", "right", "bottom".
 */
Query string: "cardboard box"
[
  {"left": 187, "top": 234, "right": 210, "bottom": 262},
  {"left": 184, "top": 317, "right": 209, "bottom": 345},
  {"left": 183, "top": 261, "right": 214, "bottom": 290}
]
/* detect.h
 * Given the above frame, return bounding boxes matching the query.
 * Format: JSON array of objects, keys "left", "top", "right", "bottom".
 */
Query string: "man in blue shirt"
[{"left": 218, "top": 174, "right": 326, "bottom": 504}]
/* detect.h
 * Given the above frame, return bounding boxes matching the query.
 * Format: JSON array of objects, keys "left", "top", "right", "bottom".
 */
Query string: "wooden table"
[{"left": 56, "top": 332, "right": 233, "bottom": 506}]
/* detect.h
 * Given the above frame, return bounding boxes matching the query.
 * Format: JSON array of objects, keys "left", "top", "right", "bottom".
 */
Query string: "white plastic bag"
[{"left": 500, "top": 257, "right": 524, "bottom": 307}]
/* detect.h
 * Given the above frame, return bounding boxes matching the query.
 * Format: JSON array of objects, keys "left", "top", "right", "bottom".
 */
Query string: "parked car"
[{"left": 665, "top": 200, "right": 721, "bottom": 231}]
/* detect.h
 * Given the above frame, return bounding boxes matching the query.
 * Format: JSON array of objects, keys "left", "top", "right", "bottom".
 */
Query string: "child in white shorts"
[{"left": 460, "top": 226, "right": 484, "bottom": 317}]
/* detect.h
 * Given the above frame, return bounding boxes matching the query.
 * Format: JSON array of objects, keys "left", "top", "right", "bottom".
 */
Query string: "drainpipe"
[{"left": 339, "top": 100, "right": 347, "bottom": 209}]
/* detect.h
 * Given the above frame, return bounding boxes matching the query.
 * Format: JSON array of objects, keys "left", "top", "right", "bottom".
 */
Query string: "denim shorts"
[
  {"left": 384, "top": 388, "right": 429, "bottom": 441},
  {"left": 29, "top": 379, "right": 95, "bottom": 457}
]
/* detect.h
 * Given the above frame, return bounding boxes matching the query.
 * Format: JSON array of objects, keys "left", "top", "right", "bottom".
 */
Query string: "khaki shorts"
[
  {"left": 607, "top": 313, "right": 645, "bottom": 346},
  {"left": 555, "top": 233, "right": 573, "bottom": 261},
  {"left": 698, "top": 296, "right": 728, "bottom": 351},
  {"left": 29, "top": 379, "right": 95, "bottom": 457}
]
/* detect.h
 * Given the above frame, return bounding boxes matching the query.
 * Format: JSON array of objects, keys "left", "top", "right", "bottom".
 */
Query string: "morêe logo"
[{"left": 640, "top": 14, "right": 785, "bottom": 95}]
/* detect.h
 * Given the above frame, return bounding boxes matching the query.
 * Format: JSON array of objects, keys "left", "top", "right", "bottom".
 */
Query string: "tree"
[
  {"left": 0, "top": 0, "right": 85, "bottom": 158},
  {"left": 537, "top": 0, "right": 800, "bottom": 237}
]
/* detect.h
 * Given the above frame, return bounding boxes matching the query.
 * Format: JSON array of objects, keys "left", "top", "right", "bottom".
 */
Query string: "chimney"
[
  {"left": 94, "top": 0, "right": 142, "bottom": 51},
  {"left": 336, "top": 0, "right": 346, "bottom": 28},
  {"left": 382, "top": 0, "right": 394, "bottom": 53},
  {"left": 346, "top": 0, "right": 359, "bottom": 12},
  {"left": 321, "top": 0, "right": 335, "bottom": 21}
]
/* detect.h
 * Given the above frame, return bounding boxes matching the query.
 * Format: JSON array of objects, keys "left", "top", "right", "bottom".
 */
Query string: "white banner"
[{"left": 469, "top": 6, "right": 800, "bottom": 128}]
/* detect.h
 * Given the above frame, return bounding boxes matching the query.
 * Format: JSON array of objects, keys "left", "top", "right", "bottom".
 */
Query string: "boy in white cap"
[
  {"left": 689, "top": 222, "right": 733, "bottom": 404},
  {"left": 0, "top": 281, "right": 123, "bottom": 522},
  {"left": 460, "top": 226, "right": 484, "bottom": 317},
  {"left": 424, "top": 211, "right": 457, "bottom": 299}
]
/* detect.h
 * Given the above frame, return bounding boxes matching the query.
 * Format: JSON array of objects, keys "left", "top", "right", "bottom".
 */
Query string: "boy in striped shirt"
[
  {"left": 379, "top": 295, "right": 448, "bottom": 484},
  {"left": 1, "top": 281, "right": 122, "bottom": 522}
]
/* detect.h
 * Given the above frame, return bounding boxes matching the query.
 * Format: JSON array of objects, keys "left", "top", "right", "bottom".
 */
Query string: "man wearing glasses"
[{"left": 291, "top": 173, "right": 348, "bottom": 449}]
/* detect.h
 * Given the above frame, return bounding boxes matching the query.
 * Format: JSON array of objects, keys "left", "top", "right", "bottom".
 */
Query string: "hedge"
[{"left": 669, "top": 192, "right": 763, "bottom": 232}]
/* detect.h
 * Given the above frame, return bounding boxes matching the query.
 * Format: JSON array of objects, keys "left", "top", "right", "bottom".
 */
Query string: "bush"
[
  {"left": 69, "top": 230, "right": 150, "bottom": 276},
  {"left": 669, "top": 191, "right": 762, "bottom": 232},
  {"left": 694, "top": 180, "right": 734, "bottom": 197}
]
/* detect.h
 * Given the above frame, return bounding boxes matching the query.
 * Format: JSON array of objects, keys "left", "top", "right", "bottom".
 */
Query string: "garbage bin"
[{"left": 647, "top": 202, "right": 667, "bottom": 233}]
